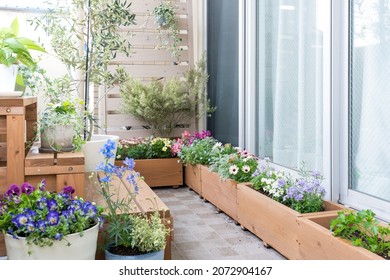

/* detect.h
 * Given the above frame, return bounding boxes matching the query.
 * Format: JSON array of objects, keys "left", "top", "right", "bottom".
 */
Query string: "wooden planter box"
[
  {"left": 296, "top": 212, "right": 384, "bottom": 259},
  {"left": 116, "top": 158, "right": 183, "bottom": 188},
  {"left": 237, "top": 183, "right": 345, "bottom": 260},
  {"left": 201, "top": 165, "right": 239, "bottom": 222},
  {"left": 184, "top": 164, "right": 202, "bottom": 195}
]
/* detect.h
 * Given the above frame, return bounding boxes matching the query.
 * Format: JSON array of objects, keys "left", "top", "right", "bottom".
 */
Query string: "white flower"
[
  {"left": 242, "top": 165, "right": 251, "bottom": 173},
  {"left": 229, "top": 165, "right": 239, "bottom": 175}
]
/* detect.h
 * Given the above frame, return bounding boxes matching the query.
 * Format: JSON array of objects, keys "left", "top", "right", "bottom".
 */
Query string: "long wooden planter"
[
  {"left": 237, "top": 183, "right": 345, "bottom": 260},
  {"left": 201, "top": 165, "right": 239, "bottom": 222},
  {"left": 296, "top": 212, "right": 384, "bottom": 259},
  {"left": 184, "top": 164, "right": 202, "bottom": 196},
  {"left": 115, "top": 158, "right": 183, "bottom": 187}
]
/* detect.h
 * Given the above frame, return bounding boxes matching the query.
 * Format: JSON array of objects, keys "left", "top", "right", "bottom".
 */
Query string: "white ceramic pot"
[
  {"left": 0, "top": 64, "right": 18, "bottom": 92},
  {"left": 4, "top": 223, "right": 99, "bottom": 260},
  {"left": 81, "top": 134, "right": 119, "bottom": 172}
]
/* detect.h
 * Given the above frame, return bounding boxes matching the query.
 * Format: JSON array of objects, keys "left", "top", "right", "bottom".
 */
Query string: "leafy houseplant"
[
  {"left": 330, "top": 209, "right": 390, "bottom": 259},
  {"left": 120, "top": 55, "right": 214, "bottom": 138},
  {"left": 152, "top": 1, "right": 182, "bottom": 63},
  {"left": 96, "top": 139, "right": 169, "bottom": 258},
  {"left": 38, "top": 97, "right": 84, "bottom": 153},
  {"left": 0, "top": 180, "right": 103, "bottom": 259},
  {"left": 0, "top": 17, "right": 46, "bottom": 92}
]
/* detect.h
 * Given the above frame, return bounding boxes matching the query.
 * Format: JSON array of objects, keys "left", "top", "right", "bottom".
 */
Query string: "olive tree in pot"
[
  {"left": 32, "top": 0, "right": 135, "bottom": 170},
  {"left": 120, "top": 54, "right": 215, "bottom": 138}
]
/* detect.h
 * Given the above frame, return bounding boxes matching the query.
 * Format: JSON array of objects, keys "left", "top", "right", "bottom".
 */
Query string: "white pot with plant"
[{"left": 0, "top": 17, "right": 46, "bottom": 94}]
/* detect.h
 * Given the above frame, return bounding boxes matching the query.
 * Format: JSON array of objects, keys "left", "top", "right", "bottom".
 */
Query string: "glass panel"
[
  {"left": 349, "top": 0, "right": 390, "bottom": 202},
  {"left": 207, "top": 0, "right": 239, "bottom": 146},
  {"left": 256, "top": 0, "right": 325, "bottom": 172}
]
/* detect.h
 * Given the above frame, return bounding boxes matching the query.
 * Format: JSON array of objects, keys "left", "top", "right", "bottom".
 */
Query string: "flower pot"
[
  {"left": 0, "top": 64, "right": 18, "bottom": 93},
  {"left": 184, "top": 164, "right": 202, "bottom": 195},
  {"left": 115, "top": 158, "right": 183, "bottom": 187},
  {"left": 236, "top": 183, "right": 345, "bottom": 259},
  {"left": 39, "top": 125, "right": 75, "bottom": 153},
  {"left": 201, "top": 165, "right": 239, "bottom": 222},
  {"left": 296, "top": 212, "right": 385, "bottom": 259},
  {"left": 81, "top": 134, "right": 119, "bottom": 172},
  {"left": 155, "top": 15, "right": 168, "bottom": 27},
  {"left": 4, "top": 223, "right": 99, "bottom": 260},
  {"left": 105, "top": 248, "right": 164, "bottom": 260}
]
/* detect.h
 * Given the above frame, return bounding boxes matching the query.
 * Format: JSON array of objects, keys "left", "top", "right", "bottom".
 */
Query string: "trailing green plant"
[
  {"left": 330, "top": 209, "right": 390, "bottom": 259},
  {"left": 32, "top": 0, "right": 135, "bottom": 140},
  {"left": 120, "top": 54, "right": 215, "bottom": 137},
  {"left": 152, "top": 1, "right": 182, "bottom": 63}
]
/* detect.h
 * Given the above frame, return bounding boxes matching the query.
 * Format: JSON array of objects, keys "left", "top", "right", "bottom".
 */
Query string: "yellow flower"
[{"left": 162, "top": 146, "right": 167, "bottom": 152}]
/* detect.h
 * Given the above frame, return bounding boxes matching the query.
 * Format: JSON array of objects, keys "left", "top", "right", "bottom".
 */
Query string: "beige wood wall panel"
[
  {"left": 0, "top": 142, "right": 6, "bottom": 162},
  {"left": 108, "top": 65, "right": 189, "bottom": 78},
  {"left": 0, "top": 167, "right": 6, "bottom": 193},
  {"left": 130, "top": 0, "right": 188, "bottom": 14},
  {"left": 0, "top": 118, "right": 5, "bottom": 135},
  {"left": 122, "top": 32, "right": 188, "bottom": 47},
  {"left": 100, "top": 0, "right": 194, "bottom": 139},
  {"left": 113, "top": 49, "right": 189, "bottom": 63}
]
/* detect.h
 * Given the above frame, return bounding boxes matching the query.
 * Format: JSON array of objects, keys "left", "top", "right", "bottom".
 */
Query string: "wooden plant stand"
[
  {"left": 0, "top": 96, "right": 37, "bottom": 192},
  {"left": 24, "top": 143, "right": 85, "bottom": 197}
]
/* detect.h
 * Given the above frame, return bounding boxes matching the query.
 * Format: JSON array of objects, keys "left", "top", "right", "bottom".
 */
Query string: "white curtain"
[
  {"left": 352, "top": 0, "right": 390, "bottom": 201},
  {"left": 258, "top": 0, "right": 323, "bottom": 171}
]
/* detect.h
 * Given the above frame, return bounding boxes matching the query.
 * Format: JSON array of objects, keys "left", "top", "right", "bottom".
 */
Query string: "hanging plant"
[{"left": 152, "top": 1, "right": 182, "bottom": 63}]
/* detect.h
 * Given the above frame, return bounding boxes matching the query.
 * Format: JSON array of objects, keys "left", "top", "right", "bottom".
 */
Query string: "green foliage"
[
  {"left": 179, "top": 137, "right": 218, "bottom": 165},
  {"left": 117, "top": 137, "right": 175, "bottom": 160},
  {"left": 152, "top": 1, "right": 182, "bottom": 62},
  {"left": 129, "top": 211, "right": 169, "bottom": 253},
  {"left": 120, "top": 54, "right": 214, "bottom": 137},
  {"left": 330, "top": 209, "right": 390, "bottom": 259},
  {"left": 0, "top": 17, "right": 46, "bottom": 67}
]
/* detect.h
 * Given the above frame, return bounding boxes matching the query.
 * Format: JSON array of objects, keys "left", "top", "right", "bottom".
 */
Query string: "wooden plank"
[
  {"left": 0, "top": 107, "right": 24, "bottom": 115},
  {"left": 133, "top": 158, "right": 183, "bottom": 187},
  {"left": 24, "top": 175, "right": 57, "bottom": 193},
  {"left": 120, "top": 32, "right": 188, "bottom": 47},
  {"left": 0, "top": 142, "right": 6, "bottom": 161},
  {"left": 25, "top": 165, "right": 85, "bottom": 176},
  {"left": 184, "top": 164, "right": 202, "bottom": 195},
  {"left": 57, "top": 152, "right": 85, "bottom": 166},
  {"left": 0, "top": 117, "right": 6, "bottom": 134},
  {"left": 107, "top": 113, "right": 147, "bottom": 127},
  {"left": 108, "top": 64, "right": 189, "bottom": 78},
  {"left": 131, "top": 0, "right": 188, "bottom": 14},
  {"left": 6, "top": 115, "right": 25, "bottom": 186},
  {"left": 0, "top": 96, "right": 37, "bottom": 107},
  {"left": 0, "top": 167, "right": 6, "bottom": 194},
  {"left": 0, "top": 232, "right": 6, "bottom": 257},
  {"left": 57, "top": 173, "right": 85, "bottom": 198},
  {"left": 125, "top": 16, "right": 188, "bottom": 31},
  {"left": 113, "top": 48, "right": 189, "bottom": 63}
]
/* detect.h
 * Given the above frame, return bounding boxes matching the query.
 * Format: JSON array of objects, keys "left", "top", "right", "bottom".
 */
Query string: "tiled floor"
[{"left": 153, "top": 186, "right": 286, "bottom": 260}]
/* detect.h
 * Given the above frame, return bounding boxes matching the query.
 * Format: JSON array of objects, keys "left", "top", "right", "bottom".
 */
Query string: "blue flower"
[
  {"left": 83, "top": 202, "right": 97, "bottom": 218},
  {"left": 123, "top": 157, "right": 135, "bottom": 169},
  {"left": 47, "top": 199, "right": 58, "bottom": 211},
  {"left": 26, "top": 222, "right": 36, "bottom": 232},
  {"left": 37, "top": 220, "right": 46, "bottom": 232},
  {"left": 54, "top": 233, "right": 63, "bottom": 240},
  {"left": 37, "top": 197, "right": 47, "bottom": 210},
  {"left": 12, "top": 213, "right": 29, "bottom": 228},
  {"left": 46, "top": 211, "right": 60, "bottom": 226}
]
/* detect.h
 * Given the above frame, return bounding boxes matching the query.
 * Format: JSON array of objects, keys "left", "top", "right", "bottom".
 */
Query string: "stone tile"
[
  {"left": 175, "top": 241, "right": 204, "bottom": 251},
  {"left": 178, "top": 248, "right": 217, "bottom": 260},
  {"left": 207, "top": 246, "right": 240, "bottom": 258}
]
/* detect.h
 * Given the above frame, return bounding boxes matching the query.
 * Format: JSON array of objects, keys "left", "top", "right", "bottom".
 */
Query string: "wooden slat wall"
[{"left": 97, "top": 0, "right": 195, "bottom": 139}]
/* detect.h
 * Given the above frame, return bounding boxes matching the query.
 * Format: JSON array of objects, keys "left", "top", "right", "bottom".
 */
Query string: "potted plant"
[
  {"left": 152, "top": 1, "right": 182, "bottom": 63},
  {"left": 38, "top": 98, "right": 84, "bottom": 153},
  {"left": 32, "top": 0, "right": 135, "bottom": 171},
  {"left": 120, "top": 54, "right": 215, "bottom": 138},
  {"left": 0, "top": 17, "right": 46, "bottom": 93},
  {"left": 0, "top": 180, "right": 103, "bottom": 259},
  {"left": 116, "top": 137, "right": 183, "bottom": 187},
  {"left": 96, "top": 139, "right": 169, "bottom": 260}
]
